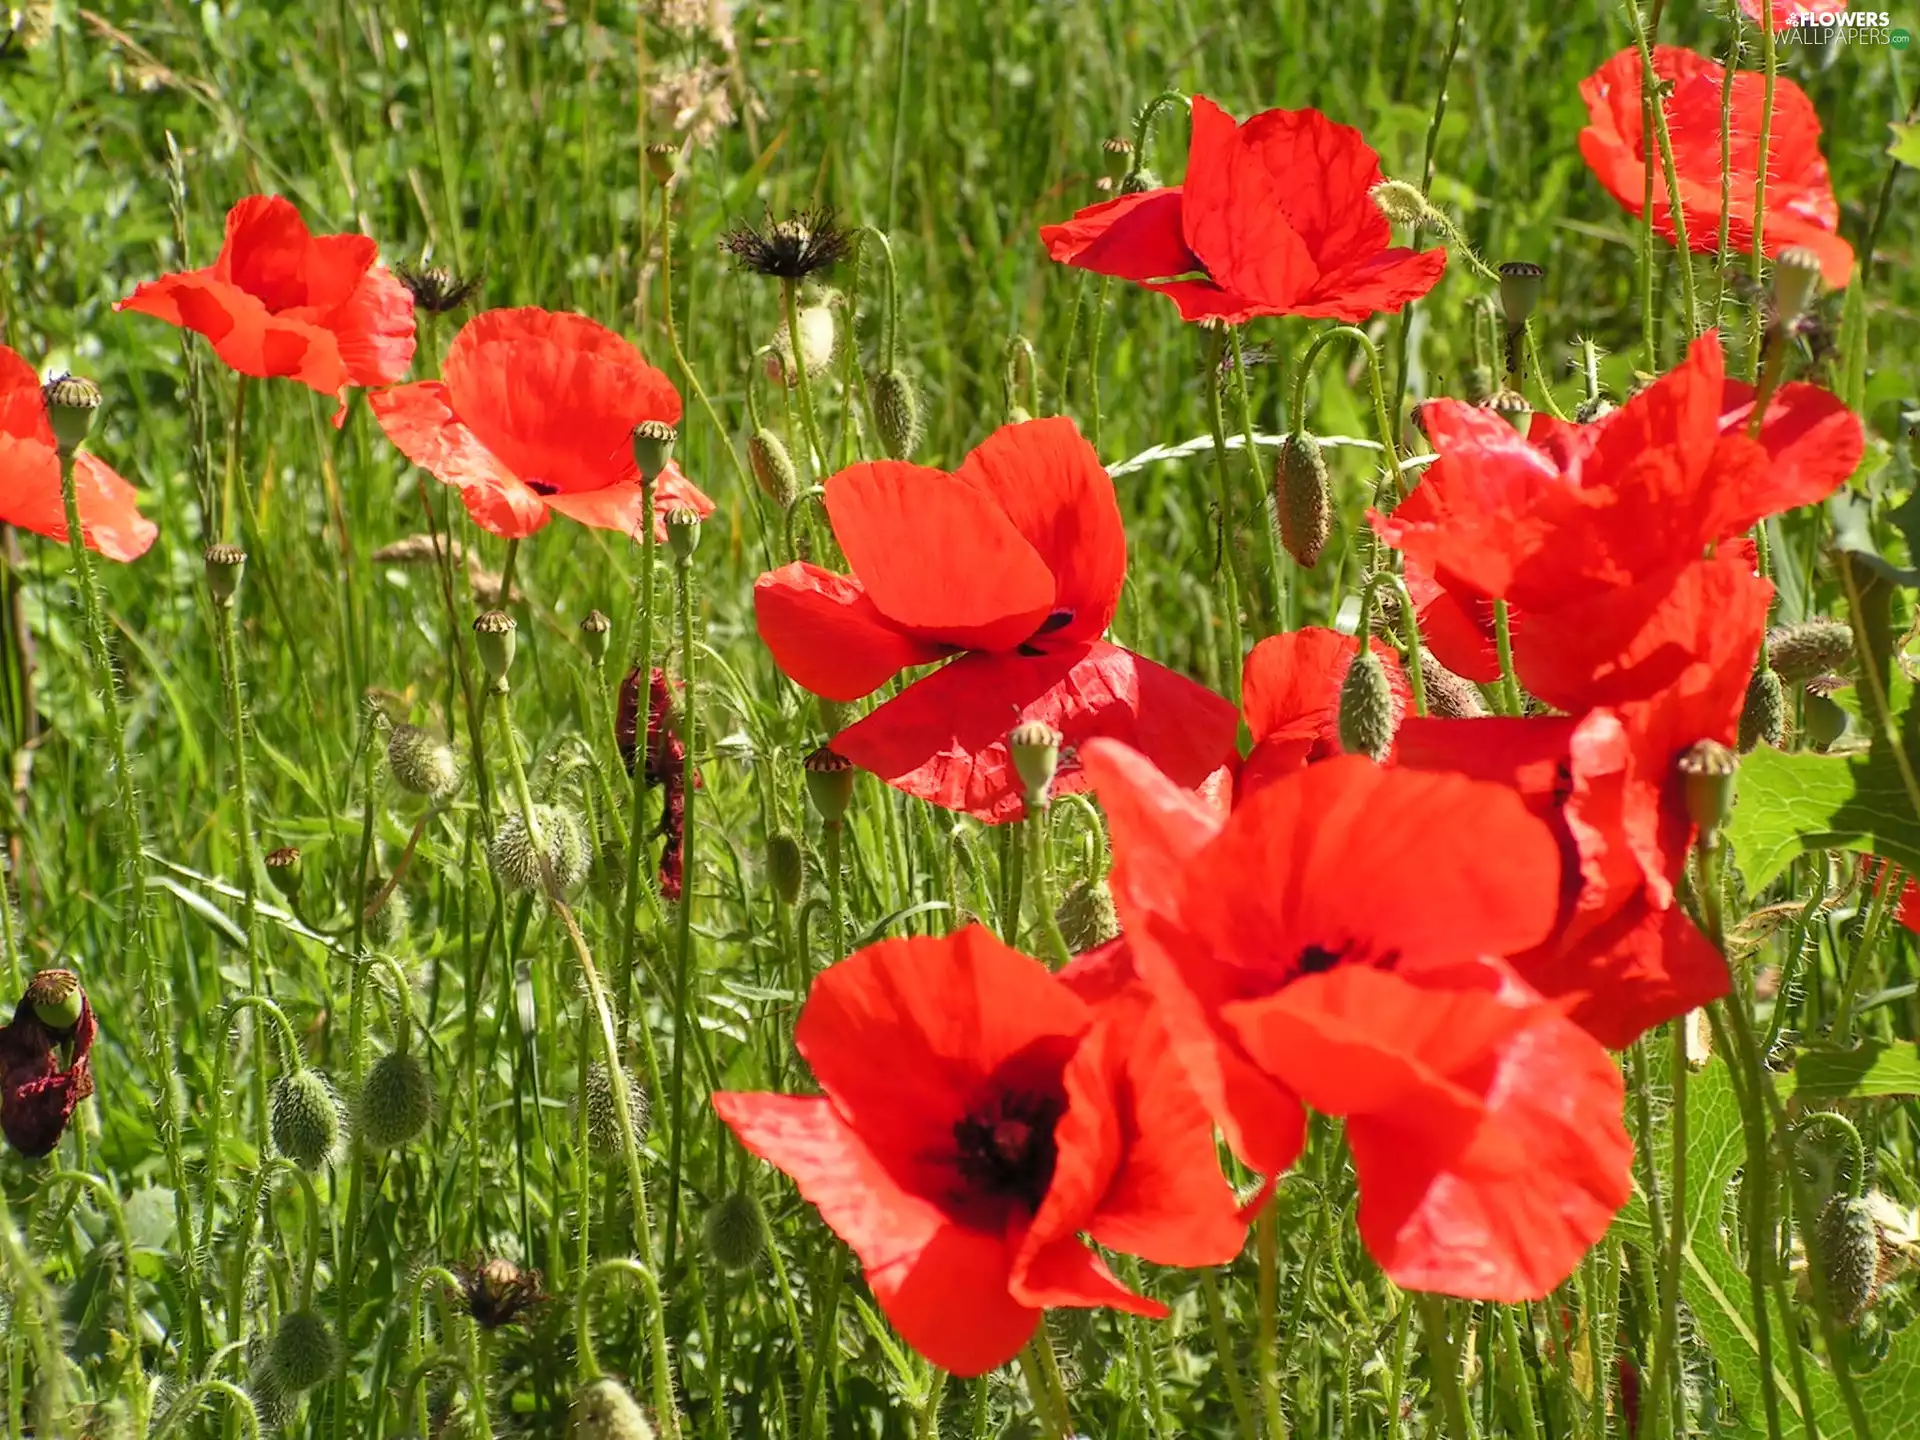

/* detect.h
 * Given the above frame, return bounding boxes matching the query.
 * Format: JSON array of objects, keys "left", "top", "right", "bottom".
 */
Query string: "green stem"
[
  {"left": 574, "top": 1257, "right": 677, "bottom": 1433},
  {"left": 1025, "top": 803, "right": 1072, "bottom": 967},
  {"left": 664, "top": 550, "right": 700, "bottom": 1276},
  {"left": 1749, "top": 2, "right": 1779, "bottom": 371},
  {"left": 1499, "top": 1303, "right": 1544, "bottom": 1440},
  {"left": 1625, "top": 0, "right": 1700, "bottom": 339},
  {"left": 618, "top": 469, "right": 660, "bottom": 1005},
  {"left": 1417, "top": 1295, "right": 1479, "bottom": 1440},
  {"left": 1257, "top": 1204, "right": 1289, "bottom": 1439},
  {"left": 798, "top": 1250, "right": 844, "bottom": 1439},
  {"left": 1200, "top": 1268, "right": 1259, "bottom": 1440},
  {"left": 1493, "top": 600, "right": 1523, "bottom": 716},
  {"left": 1229, "top": 326, "right": 1288, "bottom": 627},
  {"left": 1016, "top": 1341, "right": 1069, "bottom": 1440},
  {"left": 1390, "top": 0, "right": 1468, "bottom": 424},
  {"left": 784, "top": 277, "right": 831, "bottom": 476},
  {"left": 825, "top": 820, "right": 847, "bottom": 963},
  {"left": 1203, "top": 350, "right": 1249, "bottom": 701},
  {"left": 1087, "top": 277, "right": 1111, "bottom": 455},
  {"left": 214, "top": 592, "right": 271, "bottom": 1152}
]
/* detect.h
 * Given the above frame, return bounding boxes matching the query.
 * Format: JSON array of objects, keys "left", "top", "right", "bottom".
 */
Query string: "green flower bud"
[
  {"left": 1496, "top": 261, "right": 1545, "bottom": 330},
  {"left": 1275, "top": 432, "right": 1331, "bottom": 570},
  {"left": 473, "top": 610, "right": 517, "bottom": 688},
  {"left": 870, "top": 368, "right": 922, "bottom": 460},
  {"left": 1739, "top": 667, "right": 1786, "bottom": 753},
  {"left": 632, "top": 419, "right": 677, "bottom": 483},
  {"left": 1006, "top": 403, "right": 1033, "bottom": 425},
  {"left": 268, "top": 1308, "right": 338, "bottom": 1393},
  {"left": 1773, "top": 245, "right": 1824, "bottom": 331},
  {"left": 1056, "top": 878, "right": 1121, "bottom": 954},
  {"left": 1768, "top": 620, "right": 1855, "bottom": 684},
  {"left": 1418, "top": 649, "right": 1490, "bottom": 720},
  {"left": 1676, "top": 739, "right": 1737, "bottom": 849},
  {"left": 356, "top": 1050, "right": 434, "bottom": 1150},
  {"left": 767, "top": 832, "right": 805, "bottom": 906},
  {"left": 41, "top": 374, "right": 101, "bottom": 458},
  {"left": 803, "top": 746, "right": 855, "bottom": 825},
  {"left": 1462, "top": 362, "right": 1496, "bottom": 405},
  {"left": 570, "top": 1377, "right": 656, "bottom": 1440},
  {"left": 386, "top": 723, "right": 461, "bottom": 801},
  {"left": 270, "top": 1069, "right": 342, "bottom": 1170},
  {"left": 1338, "top": 649, "right": 1396, "bottom": 763},
  {"left": 1009, "top": 721, "right": 1062, "bottom": 809},
  {"left": 581, "top": 609, "right": 613, "bottom": 666},
  {"left": 748, "top": 429, "right": 800, "bottom": 509},
  {"left": 665, "top": 505, "right": 702, "bottom": 562},
  {"left": 204, "top": 544, "right": 247, "bottom": 608},
  {"left": 1817, "top": 1194, "right": 1883, "bottom": 1325},
  {"left": 25, "top": 969, "right": 84, "bottom": 1032},
  {"left": 574, "top": 1061, "right": 651, "bottom": 1157},
  {"left": 490, "top": 804, "right": 590, "bottom": 895},
  {"left": 703, "top": 1189, "right": 768, "bottom": 1273},
  {"left": 265, "top": 846, "right": 304, "bottom": 900},
  {"left": 1369, "top": 180, "right": 1433, "bottom": 229},
  {"left": 247, "top": 1362, "right": 298, "bottom": 1432}
]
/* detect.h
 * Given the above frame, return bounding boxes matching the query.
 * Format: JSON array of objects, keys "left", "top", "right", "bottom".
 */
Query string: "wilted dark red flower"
[
  {"left": 1578, "top": 46, "right": 1852, "bottom": 290},
  {"left": 1040, "top": 96, "right": 1446, "bottom": 323},
  {"left": 370, "top": 308, "right": 714, "bottom": 541},
  {"left": 714, "top": 925, "right": 1244, "bottom": 1376},
  {"left": 1086, "top": 739, "right": 1632, "bottom": 1300},
  {"left": 1, "top": 970, "right": 96, "bottom": 1159},
  {"left": 450, "top": 1256, "right": 548, "bottom": 1330},
  {"left": 754, "top": 417, "right": 1239, "bottom": 822},
  {"left": 118, "top": 195, "right": 416, "bottom": 425},
  {"left": 616, "top": 666, "right": 698, "bottom": 901},
  {"left": 1237, "top": 628, "right": 1410, "bottom": 798},
  {"left": 0, "top": 348, "right": 155, "bottom": 562}
]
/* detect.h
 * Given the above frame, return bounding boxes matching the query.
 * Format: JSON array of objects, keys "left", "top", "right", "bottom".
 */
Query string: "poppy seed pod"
[
  {"left": 645, "top": 141, "right": 678, "bottom": 186},
  {"left": 1275, "top": 431, "right": 1332, "bottom": 569},
  {"left": 1773, "top": 245, "right": 1824, "bottom": 330},
  {"left": 386, "top": 723, "right": 461, "bottom": 801},
  {"left": 703, "top": 1189, "right": 768, "bottom": 1273},
  {"left": 41, "top": 374, "right": 101, "bottom": 458},
  {"left": 1804, "top": 677, "right": 1850, "bottom": 752},
  {"left": 1676, "top": 740, "right": 1737, "bottom": 848},
  {"left": 665, "top": 505, "right": 702, "bottom": 562},
  {"left": 270, "top": 1069, "right": 342, "bottom": 1170},
  {"left": 747, "top": 429, "right": 800, "bottom": 509},
  {"left": 1337, "top": 650, "right": 1397, "bottom": 763},
  {"left": 203, "top": 543, "right": 247, "bottom": 607},
  {"left": 268, "top": 1308, "right": 338, "bottom": 1393},
  {"left": 1056, "top": 877, "right": 1122, "bottom": 953},
  {"left": 356, "top": 1050, "right": 434, "bottom": 1150},
  {"left": 631, "top": 419, "right": 677, "bottom": 483},
  {"left": 1818, "top": 1194, "right": 1882, "bottom": 1324},
  {"left": 1496, "top": 262, "right": 1546, "bottom": 330},
  {"left": 473, "top": 610, "right": 517, "bottom": 687},
  {"left": 1481, "top": 389, "right": 1533, "bottom": 436},
  {"left": 265, "top": 846, "right": 303, "bottom": 900},
  {"left": 25, "top": 969, "right": 84, "bottom": 1032},
  {"left": 803, "top": 746, "right": 855, "bottom": 824},
  {"left": 581, "top": 609, "right": 613, "bottom": 666},
  {"left": 1009, "top": 721, "right": 1062, "bottom": 808},
  {"left": 570, "top": 1377, "right": 656, "bottom": 1440},
  {"left": 575, "top": 1060, "right": 651, "bottom": 1155},
  {"left": 767, "top": 832, "right": 805, "bottom": 906},
  {"left": 769, "top": 303, "right": 836, "bottom": 385},
  {"left": 1738, "top": 667, "right": 1786, "bottom": 753},
  {"left": 1100, "top": 137, "right": 1134, "bottom": 180},
  {"left": 1768, "top": 619, "right": 1854, "bottom": 683},
  {"left": 870, "top": 369, "right": 922, "bottom": 460}
]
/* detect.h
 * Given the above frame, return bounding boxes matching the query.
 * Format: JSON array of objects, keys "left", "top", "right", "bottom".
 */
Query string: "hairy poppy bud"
[
  {"left": 1100, "top": 136, "right": 1134, "bottom": 180},
  {"left": 645, "top": 141, "right": 678, "bottom": 185},
  {"left": 748, "top": 429, "right": 800, "bottom": 509},
  {"left": 1009, "top": 721, "right": 1062, "bottom": 809},
  {"left": 204, "top": 543, "right": 247, "bottom": 607},
  {"left": 491, "top": 804, "right": 590, "bottom": 894},
  {"left": 1818, "top": 1194, "right": 1882, "bottom": 1324},
  {"left": 1056, "top": 878, "right": 1121, "bottom": 953},
  {"left": 41, "top": 374, "right": 101, "bottom": 457},
  {"left": 247, "top": 1364, "right": 297, "bottom": 1432},
  {"left": 632, "top": 419, "right": 677, "bottom": 483},
  {"left": 1462, "top": 362, "right": 1495, "bottom": 405},
  {"left": 1676, "top": 740, "right": 1737, "bottom": 849},
  {"left": 770, "top": 302, "right": 835, "bottom": 385},
  {"left": 665, "top": 505, "right": 702, "bottom": 562},
  {"left": 268, "top": 1309, "right": 338, "bottom": 1393},
  {"left": 265, "top": 846, "right": 303, "bottom": 900},
  {"left": 1773, "top": 245, "right": 1823, "bottom": 330},
  {"left": 803, "top": 746, "right": 855, "bottom": 824},
  {"left": 1275, "top": 432, "right": 1331, "bottom": 569},
  {"left": 571, "top": 1377, "right": 656, "bottom": 1440},
  {"left": 387, "top": 723, "right": 460, "bottom": 801},
  {"left": 581, "top": 609, "right": 613, "bottom": 666},
  {"left": 1419, "top": 649, "right": 1491, "bottom": 719},
  {"left": 1369, "top": 180, "right": 1432, "bottom": 229},
  {"left": 1006, "top": 403, "right": 1033, "bottom": 425},
  {"left": 367, "top": 878, "right": 410, "bottom": 946},
  {"left": 870, "top": 369, "right": 922, "bottom": 460},
  {"left": 1739, "top": 668, "right": 1786, "bottom": 753},
  {"left": 1497, "top": 261, "right": 1546, "bottom": 330},
  {"left": 704, "top": 1189, "right": 768, "bottom": 1273},
  {"left": 25, "top": 970, "right": 84, "bottom": 1032},
  {"left": 1338, "top": 650, "right": 1396, "bottom": 763},
  {"left": 357, "top": 1050, "right": 434, "bottom": 1150},
  {"left": 575, "top": 1061, "right": 651, "bottom": 1155},
  {"left": 1481, "top": 388, "right": 1533, "bottom": 436},
  {"left": 1118, "top": 168, "right": 1160, "bottom": 195},
  {"left": 270, "top": 1069, "right": 342, "bottom": 1170},
  {"left": 1768, "top": 620, "right": 1854, "bottom": 683},
  {"left": 767, "top": 832, "right": 804, "bottom": 905},
  {"left": 473, "top": 610, "right": 517, "bottom": 688},
  {"left": 1574, "top": 395, "right": 1616, "bottom": 424},
  {"left": 1804, "top": 677, "right": 1850, "bottom": 752}
]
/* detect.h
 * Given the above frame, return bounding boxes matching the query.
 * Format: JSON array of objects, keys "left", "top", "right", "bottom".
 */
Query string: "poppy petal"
[
  {"left": 1295, "top": 247, "right": 1449, "bottom": 322},
  {"left": 1038, "top": 187, "right": 1204, "bottom": 288},
  {"left": 328, "top": 265, "right": 417, "bottom": 390},
  {"left": 1011, "top": 1235, "right": 1165, "bottom": 1317},
  {"left": 0, "top": 348, "right": 49, "bottom": 444},
  {"left": 1181, "top": 95, "right": 1319, "bottom": 309},
  {"left": 953, "top": 417, "right": 1126, "bottom": 643},
  {"left": 1238, "top": 629, "right": 1410, "bottom": 794},
  {"left": 0, "top": 439, "right": 157, "bottom": 562},
  {"left": 753, "top": 562, "right": 951, "bottom": 702},
  {"left": 368, "top": 381, "right": 550, "bottom": 539},
  {"left": 1520, "top": 898, "right": 1730, "bottom": 1052},
  {"left": 118, "top": 272, "right": 351, "bottom": 402},
  {"left": 1716, "top": 376, "right": 1864, "bottom": 529},
  {"left": 1404, "top": 556, "right": 1502, "bottom": 684},
  {"left": 824, "top": 460, "right": 1056, "bottom": 651},
  {"left": 833, "top": 642, "right": 1241, "bottom": 823},
  {"left": 713, "top": 1091, "right": 1037, "bottom": 1377},
  {"left": 214, "top": 195, "right": 336, "bottom": 311}
]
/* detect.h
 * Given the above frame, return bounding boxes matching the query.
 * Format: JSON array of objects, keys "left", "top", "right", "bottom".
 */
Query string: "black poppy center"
[
  {"left": 1287, "top": 938, "right": 1399, "bottom": 985},
  {"left": 527, "top": 480, "right": 560, "bottom": 497},
  {"left": 953, "top": 1089, "right": 1063, "bottom": 1213}
]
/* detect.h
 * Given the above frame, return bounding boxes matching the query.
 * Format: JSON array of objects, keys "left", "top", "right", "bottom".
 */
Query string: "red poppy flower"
[
  {"left": 1738, "top": 1, "right": 1820, "bottom": 24},
  {"left": 1039, "top": 96, "right": 1447, "bottom": 324},
  {"left": 369, "top": 308, "right": 712, "bottom": 541},
  {"left": 714, "top": 925, "right": 1244, "bottom": 1376},
  {"left": 0, "top": 350, "right": 155, "bottom": 563},
  {"left": 755, "top": 417, "right": 1239, "bottom": 822},
  {"left": 1085, "top": 739, "right": 1633, "bottom": 1299},
  {"left": 1, "top": 971, "right": 96, "bottom": 1159},
  {"left": 1578, "top": 46, "right": 1853, "bottom": 289},
  {"left": 1237, "top": 628, "right": 1409, "bottom": 798},
  {"left": 118, "top": 195, "right": 416, "bottom": 425}
]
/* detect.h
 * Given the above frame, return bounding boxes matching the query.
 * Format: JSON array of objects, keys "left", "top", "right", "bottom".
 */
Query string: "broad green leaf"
[
  {"left": 1892, "top": 121, "right": 1920, "bottom": 169},
  {"left": 1726, "top": 744, "right": 1920, "bottom": 893},
  {"left": 1790, "top": 1040, "right": 1920, "bottom": 1100}
]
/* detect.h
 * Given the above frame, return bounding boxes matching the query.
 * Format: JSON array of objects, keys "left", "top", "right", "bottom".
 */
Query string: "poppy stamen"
[{"left": 953, "top": 1090, "right": 1063, "bottom": 1212}]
